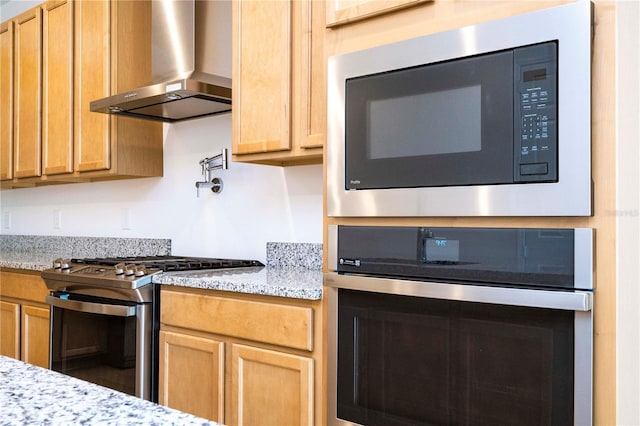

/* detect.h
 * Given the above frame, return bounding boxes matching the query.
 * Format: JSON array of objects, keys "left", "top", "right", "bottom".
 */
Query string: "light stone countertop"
[
  {"left": 0, "top": 240, "right": 323, "bottom": 301},
  {"left": 153, "top": 266, "right": 323, "bottom": 300},
  {"left": 0, "top": 355, "right": 219, "bottom": 426}
]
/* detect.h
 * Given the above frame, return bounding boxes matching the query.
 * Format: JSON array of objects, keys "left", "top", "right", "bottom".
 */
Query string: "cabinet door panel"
[
  {"left": 42, "top": 0, "right": 74, "bottom": 175},
  {"left": 159, "top": 330, "right": 225, "bottom": 423},
  {"left": 0, "top": 22, "right": 14, "bottom": 180},
  {"left": 13, "top": 8, "right": 42, "bottom": 179},
  {"left": 230, "top": 344, "right": 314, "bottom": 426},
  {"left": 21, "top": 304, "right": 50, "bottom": 368},
  {"left": 0, "top": 300, "right": 20, "bottom": 359},
  {"left": 233, "top": 0, "right": 291, "bottom": 155},
  {"left": 326, "top": 0, "right": 431, "bottom": 27},
  {"left": 74, "top": 0, "right": 110, "bottom": 172},
  {"left": 296, "top": 0, "right": 324, "bottom": 150}
]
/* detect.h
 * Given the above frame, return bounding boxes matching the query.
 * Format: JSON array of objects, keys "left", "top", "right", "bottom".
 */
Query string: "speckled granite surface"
[
  {"left": 0, "top": 355, "right": 218, "bottom": 426},
  {"left": 153, "top": 266, "right": 323, "bottom": 300},
  {"left": 0, "top": 235, "right": 171, "bottom": 271},
  {"left": 1, "top": 236, "right": 323, "bottom": 300},
  {"left": 266, "top": 242, "right": 322, "bottom": 270}
]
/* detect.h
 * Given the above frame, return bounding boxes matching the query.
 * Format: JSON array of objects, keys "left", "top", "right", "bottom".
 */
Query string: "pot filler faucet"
[{"left": 196, "top": 148, "right": 227, "bottom": 197}]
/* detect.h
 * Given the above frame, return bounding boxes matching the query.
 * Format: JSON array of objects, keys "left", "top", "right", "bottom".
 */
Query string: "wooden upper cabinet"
[
  {"left": 233, "top": 0, "right": 292, "bottom": 155},
  {"left": 232, "top": 0, "right": 324, "bottom": 166},
  {"left": 13, "top": 7, "right": 42, "bottom": 179},
  {"left": 326, "top": 0, "right": 432, "bottom": 27},
  {"left": 74, "top": 0, "right": 110, "bottom": 173},
  {"left": 0, "top": 22, "right": 14, "bottom": 181},
  {"left": 42, "top": 0, "right": 74, "bottom": 176}
]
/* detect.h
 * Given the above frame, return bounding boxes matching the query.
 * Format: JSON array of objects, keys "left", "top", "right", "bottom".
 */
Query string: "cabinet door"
[
  {"left": 74, "top": 0, "right": 110, "bottom": 172},
  {"left": 42, "top": 0, "right": 74, "bottom": 175},
  {"left": 0, "top": 22, "right": 14, "bottom": 181},
  {"left": 0, "top": 300, "right": 20, "bottom": 359},
  {"left": 21, "top": 304, "right": 50, "bottom": 368},
  {"left": 159, "top": 330, "right": 225, "bottom": 423},
  {"left": 295, "top": 0, "right": 324, "bottom": 150},
  {"left": 232, "top": 0, "right": 291, "bottom": 155},
  {"left": 326, "top": 0, "right": 431, "bottom": 27},
  {"left": 230, "top": 344, "right": 314, "bottom": 426},
  {"left": 13, "top": 7, "right": 42, "bottom": 179}
]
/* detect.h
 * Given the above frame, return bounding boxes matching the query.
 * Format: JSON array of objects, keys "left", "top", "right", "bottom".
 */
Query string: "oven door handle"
[{"left": 46, "top": 295, "right": 137, "bottom": 317}]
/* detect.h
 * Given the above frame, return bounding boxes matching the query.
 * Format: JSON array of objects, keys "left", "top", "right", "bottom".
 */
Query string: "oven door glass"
[
  {"left": 337, "top": 288, "right": 574, "bottom": 425},
  {"left": 345, "top": 48, "right": 516, "bottom": 190},
  {"left": 50, "top": 293, "right": 140, "bottom": 397}
]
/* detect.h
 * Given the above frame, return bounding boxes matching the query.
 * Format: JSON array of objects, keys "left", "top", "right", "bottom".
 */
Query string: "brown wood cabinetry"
[
  {"left": 0, "top": 0, "right": 162, "bottom": 189},
  {"left": 0, "top": 21, "right": 14, "bottom": 181},
  {"left": 0, "top": 270, "right": 51, "bottom": 368},
  {"left": 325, "top": 0, "right": 431, "bottom": 27},
  {"left": 13, "top": 7, "right": 42, "bottom": 179},
  {"left": 42, "top": 0, "right": 73, "bottom": 176},
  {"left": 159, "top": 286, "right": 322, "bottom": 425},
  {"left": 231, "top": 0, "right": 324, "bottom": 166}
]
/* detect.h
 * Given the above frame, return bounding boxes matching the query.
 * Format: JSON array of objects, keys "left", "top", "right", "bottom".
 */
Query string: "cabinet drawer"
[
  {"left": 0, "top": 271, "right": 49, "bottom": 303},
  {"left": 161, "top": 289, "right": 314, "bottom": 351}
]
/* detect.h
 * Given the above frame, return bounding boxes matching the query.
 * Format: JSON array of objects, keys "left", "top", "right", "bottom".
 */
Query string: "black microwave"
[{"left": 327, "top": 1, "right": 593, "bottom": 217}]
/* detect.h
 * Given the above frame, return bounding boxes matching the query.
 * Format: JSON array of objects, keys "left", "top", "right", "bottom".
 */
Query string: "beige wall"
[{"left": 324, "top": 1, "right": 619, "bottom": 423}]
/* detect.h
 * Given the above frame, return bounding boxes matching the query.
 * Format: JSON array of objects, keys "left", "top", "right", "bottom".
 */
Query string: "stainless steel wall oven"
[{"left": 325, "top": 226, "right": 594, "bottom": 425}]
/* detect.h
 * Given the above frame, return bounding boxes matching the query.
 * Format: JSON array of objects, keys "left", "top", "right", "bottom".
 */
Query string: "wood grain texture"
[
  {"left": 0, "top": 21, "right": 14, "bottom": 181},
  {"left": 233, "top": 0, "right": 291, "bottom": 155},
  {"left": 0, "top": 300, "right": 20, "bottom": 359},
  {"left": 0, "top": 271, "right": 50, "bottom": 303},
  {"left": 161, "top": 288, "right": 314, "bottom": 352},
  {"left": 21, "top": 304, "right": 50, "bottom": 368},
  {"left": 326, "top": 0, "right": 432, "bottom": 27},
  {"left": 42, "top": 0, "right": 74, "bottom": 176},
  {"left": 13, "top": 7, "right": 42, "bottom": 179},
  {"left": 159, "top": 331, "right": 225, "bottom": 423},
  {"left": 230, "top": 344, "right": 313, "bottom": 426}
]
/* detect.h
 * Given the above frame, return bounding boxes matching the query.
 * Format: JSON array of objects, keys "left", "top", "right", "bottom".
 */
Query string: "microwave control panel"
[{"left": 514, "top": 42, "right": 558, "bottom": 183}]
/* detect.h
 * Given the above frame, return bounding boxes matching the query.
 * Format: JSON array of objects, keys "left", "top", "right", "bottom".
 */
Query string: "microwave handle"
[{"left": 46, "top": 294, "right": 136, "bottom": 317}]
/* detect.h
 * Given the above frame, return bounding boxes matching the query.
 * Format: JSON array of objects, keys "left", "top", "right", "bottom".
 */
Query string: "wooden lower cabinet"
[
  {"left": 21, "top": 304, "right": 50, "bottom": 368},
  {"left": 230, "top": 344, "right": 313, "bottom": 426},
  {"left": 158, "top": 330, "right": 225, "bottom": 422},
  {"left": 0, "top": 300, "right": 20, "bottom": 358},
  {"left": 0, "top": 270, "right": 51, "bottom": 368},
  {"left": 159, "top": 286, "right": 322, "bottom": 425}
]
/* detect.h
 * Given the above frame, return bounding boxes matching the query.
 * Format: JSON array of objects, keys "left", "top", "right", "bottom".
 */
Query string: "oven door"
[
  {"left": 325, "top": 273, "right": 593, "bottom": 426},
  {"left": 47, "top": 292, "right": 152, "bottom": 400}
]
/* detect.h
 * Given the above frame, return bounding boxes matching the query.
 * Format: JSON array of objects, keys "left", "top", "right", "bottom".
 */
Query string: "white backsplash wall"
[{"left": 0, "top": 114, "right": 323, "bottom": 263}]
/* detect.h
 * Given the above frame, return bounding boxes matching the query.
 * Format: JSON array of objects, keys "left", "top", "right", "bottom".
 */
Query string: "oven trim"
[{"left": 325, "top": 274, "right": 594, "bottom": 426}]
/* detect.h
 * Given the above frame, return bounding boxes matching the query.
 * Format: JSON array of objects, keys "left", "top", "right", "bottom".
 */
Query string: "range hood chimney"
[{"left": 90, "top": 0, "right": 231, "bottom": 123}]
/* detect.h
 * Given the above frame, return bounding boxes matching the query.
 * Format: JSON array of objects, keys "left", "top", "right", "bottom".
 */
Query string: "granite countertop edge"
[{"left": 153, "top": 267, "right": 323, "bottom": 301}]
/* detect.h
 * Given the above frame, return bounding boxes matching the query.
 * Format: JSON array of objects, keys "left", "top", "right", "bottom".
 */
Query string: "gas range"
[{"left": 41, "top": 255, "right": 264, "bottom": 302}]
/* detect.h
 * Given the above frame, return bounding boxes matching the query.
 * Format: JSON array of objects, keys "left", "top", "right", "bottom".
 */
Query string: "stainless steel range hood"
[{"left": 90, "top": 0, "right": 231, "bottom": 123}]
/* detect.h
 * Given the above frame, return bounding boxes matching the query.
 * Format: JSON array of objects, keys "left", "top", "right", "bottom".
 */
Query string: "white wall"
[
  {"left": 616, "top": 1, "right": 640, "bottom": 424},
  {"left": 0, "top": 114, "right": 323, "bottom": 263}
]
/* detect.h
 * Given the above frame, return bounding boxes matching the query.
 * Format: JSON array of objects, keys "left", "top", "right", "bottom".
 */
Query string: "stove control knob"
[
  {"left": 53, "top": 258, "right": 63, "bottom": 269},
  {"left": 114, "top": 263, "right": 126, "bottom": 275},
  {"left": 60, "top": 259, "right": 71, "bottom": 270},
  {"left": 134, "top": 265, "right": 147, "bottom": 277},
  {"left": 124, "top": 264, "right": 136, "bottom": 276}
]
